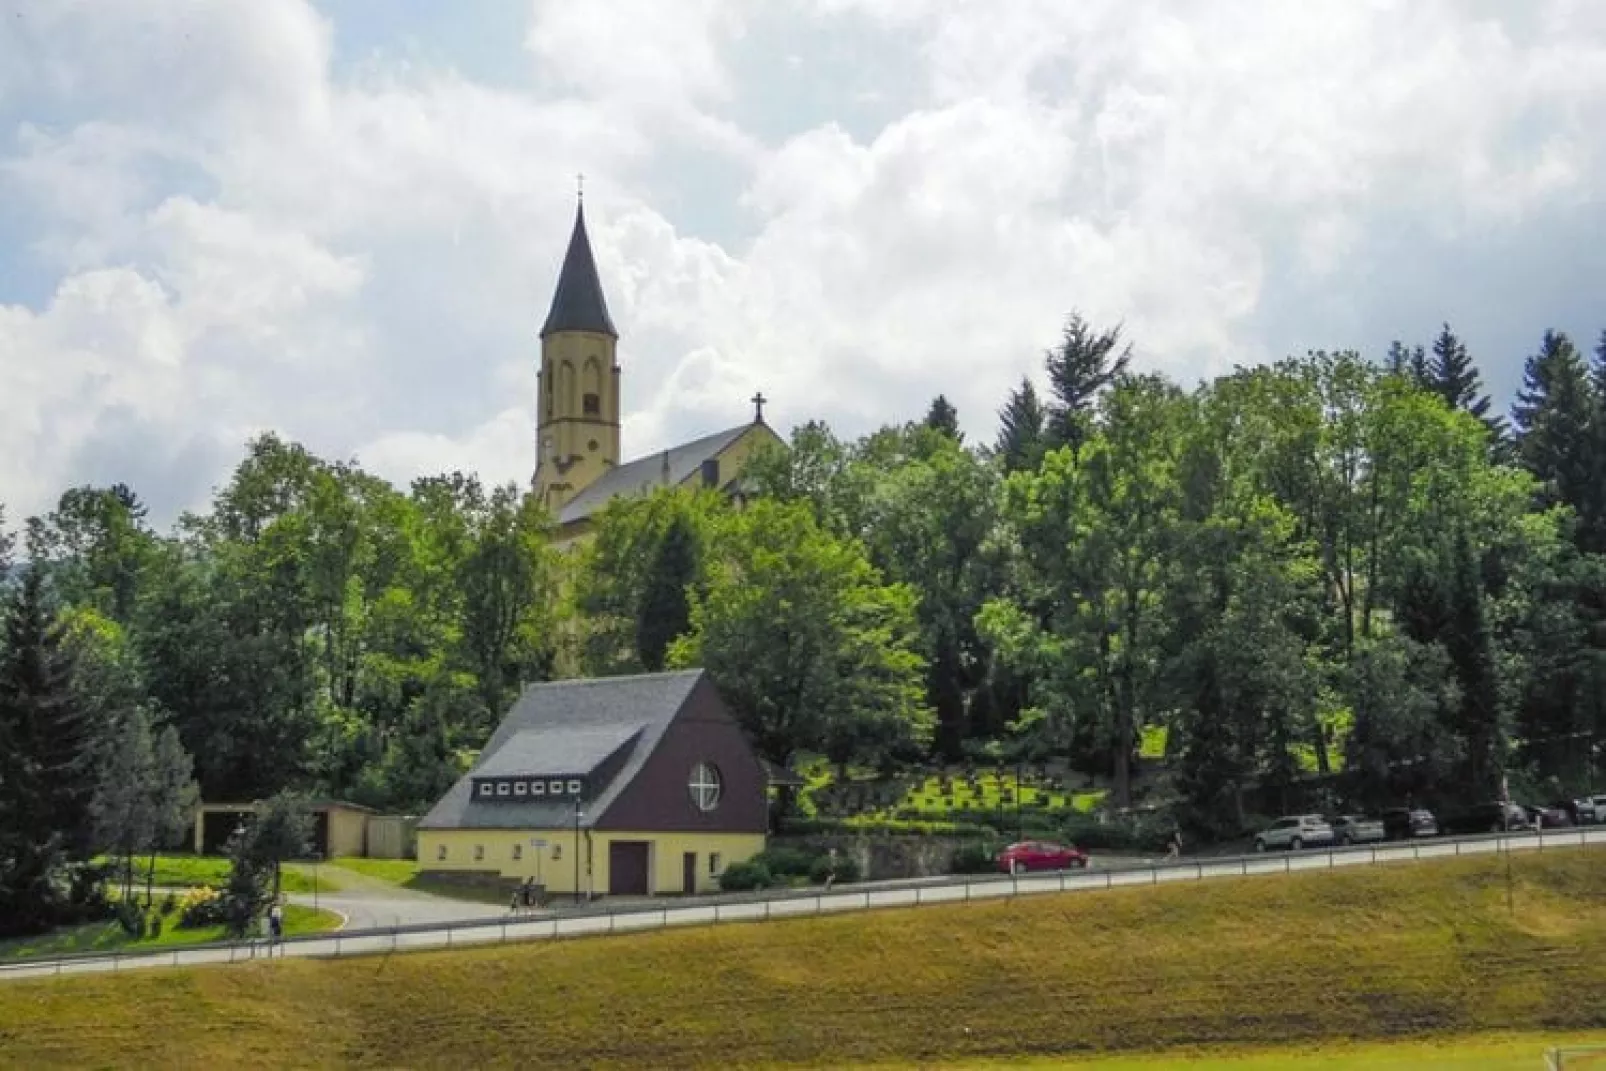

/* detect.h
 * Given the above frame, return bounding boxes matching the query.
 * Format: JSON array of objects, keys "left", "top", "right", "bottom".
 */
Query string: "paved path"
[{"left": 2, "top": 825, "right": 1599, "bottom": 984}]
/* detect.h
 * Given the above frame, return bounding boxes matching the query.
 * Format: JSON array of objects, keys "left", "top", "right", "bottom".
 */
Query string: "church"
[{"left": 531, "top": 195, "right": 784, "bottom": 544}]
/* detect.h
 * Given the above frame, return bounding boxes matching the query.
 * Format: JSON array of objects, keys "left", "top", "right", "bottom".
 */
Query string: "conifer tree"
[
  {"left": 1426, "top": 324, "right": 1505, "bottom": 442},
  {"left": 636, "top": 513, "right": 699, "bottom": 672},
  {"left": 0, "top": 569, "right": 94, "bottom": 935},
  {"left": 1043, "top": 313, "right": 1131, "bottom": 456},
  {"left": 1512, "top": 330, "right": 1594, "bottom": 515},
  {"left": 995, "top": 377, "right": 1045, "bottom": 473},
  {"left": 1444, "top": 530, "right": 1501, "bottom": 797},
  {"left": 923, "top": 395, "right": 962, "bottom": 442},
  {"left": 1386, "top": 340, "right": 1428, "bottom": 385}
]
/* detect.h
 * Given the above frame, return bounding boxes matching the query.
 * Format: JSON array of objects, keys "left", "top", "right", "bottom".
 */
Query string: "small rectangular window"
[
  {"left": 512, "top": 844, "right": 523, "bottom": 861},
  {"left": 477, "top": 783, "right": 492, "bottom": 797},
  {"left": 583, "top": 392, "right": 600, "bottom": 416},
  {"left": 474, "top": 845, "right": 485, "bottom": 862},
  {"left": 549, "top": 779, "right": 564, "bottom": 795},
  {"left": 514, "top": 781, "right": 528, "bottom": 796},
  {"left": 496, "top": 782, "right": 511, "bottom": 797},
  {"left": 566, "top": 779, "right": 582, "bottom": 795},
  {"left": 436, "top": 844, "right": 447, "bottom": 861},
  {"left": 709, "top": 852, "right": 722, "bottom": 875},
  {"left": 552, "top": 844, "right": 562, "bottom": 861},
  {"left": 532, "top": 781, "right": 545, "bottom": 796}
]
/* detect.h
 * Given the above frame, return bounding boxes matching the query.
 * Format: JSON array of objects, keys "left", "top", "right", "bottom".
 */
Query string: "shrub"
[
  {"left": 807, "top": 854, "right": 861, "bottom": 885},
  {"left": 753, "top": 847, "right": 818, "bottom": 878},
  {"left": 148, "top": 916, "right": 162, "bottom": 940},
  {"left": 949, "top": 842, "right": 1001, "bottom": 875},
  {"left": 159, "top": 892, "right": 177, "bottom": 917},
  {"left": 177, "top": 885, "right": 226, "bottom": 929},
  {"left": 717, "top": 860, "right": 772, "bottom": 892},
  {"left": 1060, "top": 814, "right": 1172, "bottom": 853},
  {"left": 114, "top": 900, "right": 145, "bottom": 938}
]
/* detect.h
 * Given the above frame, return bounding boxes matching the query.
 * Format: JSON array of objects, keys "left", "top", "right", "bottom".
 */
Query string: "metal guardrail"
[{"left": 2, "top": 825, "right": 1602, "bottom": 981}]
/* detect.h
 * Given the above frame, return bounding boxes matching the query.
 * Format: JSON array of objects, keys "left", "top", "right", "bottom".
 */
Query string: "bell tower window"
[{"left": 583, "top": 392, "right": 600, "bottom": 416}]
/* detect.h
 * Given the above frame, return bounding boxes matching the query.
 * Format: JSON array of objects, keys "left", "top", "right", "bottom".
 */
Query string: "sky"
[{"left": 2, "top": 0, "right": 1604, "bottom": 529}]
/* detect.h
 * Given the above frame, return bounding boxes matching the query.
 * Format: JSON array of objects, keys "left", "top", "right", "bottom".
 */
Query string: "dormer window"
[
  {"left": 514, "top": 781, "right": 528, "bottom": 797},
  {"left": 477, "top": 783, "right": 492, "bottom": 798},
  {"left": 549, "top": 779, "right": 564, "bottom": 795},
  {"left": 566, "top": 779, "right": 582, "bottom": 795},
  {"left": 496, "top": 781, "right": 511, "bottom": 797},
  {"left": 532, "top": 781, "right": 545, "bottom": 796}
]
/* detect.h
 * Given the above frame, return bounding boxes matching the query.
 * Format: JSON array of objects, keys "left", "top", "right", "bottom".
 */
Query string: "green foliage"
[
  {"left": 948, "top": 841, "right": 1000, "bottom": 874},
  {"left": 752, "top": 847, "right": 817, "bottom": 879},
  {"left": 670, "top": 498, "right": 932, "bottom": 767},
  {"left": 808, "top": 853, "right": 860, "bottom": 885},
  {"left": 716, "top": 859, "right": 772, "bottom": 892}
]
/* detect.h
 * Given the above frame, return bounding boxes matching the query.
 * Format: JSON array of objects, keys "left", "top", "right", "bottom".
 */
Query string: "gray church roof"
[
  {"left": 540, "top": 201, "right": 617, "bottom": 339},
  {"left": 418, "top": 669, "right": 704, "bottom": 831},
  {"left": 556, "top": 423, "right": 754, "bottom": 525}
]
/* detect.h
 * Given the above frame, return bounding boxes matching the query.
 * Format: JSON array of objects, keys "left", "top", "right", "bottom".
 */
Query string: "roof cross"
[{"left": 751, "top": 391, "right": 767, "bottom": 424}]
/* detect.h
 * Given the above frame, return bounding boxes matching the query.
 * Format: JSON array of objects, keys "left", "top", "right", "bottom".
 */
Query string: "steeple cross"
[{"left": 751, "top": 391, "right": 768, "bottom": 424}]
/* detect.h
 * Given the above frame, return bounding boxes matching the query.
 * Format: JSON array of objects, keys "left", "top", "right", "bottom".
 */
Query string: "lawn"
[
  {"left": 916, "top": 1033, "right": 1606, "bottom": 1069},
  {"left": 321, "top": 856, "right": 508, "bottom": 905},
  {"left": 0, "top": 904, "right": 342, "bottom": 962},
  {"left": 101, "top": 854, "right": 340, "bottom": 895},
  {"left": 0, "top": 847, "right": 1602, "bottom": 1068}
]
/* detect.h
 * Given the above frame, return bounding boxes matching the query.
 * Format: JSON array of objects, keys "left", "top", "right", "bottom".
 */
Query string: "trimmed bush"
[
  {"left": 949, "top": 842, "right": 1001, "bottom": 875},
  {"left": 717, "top": 860, "right": 772, "bottom": 892},
  {"left": 177, "top": 885, "right": 226, "bottom": 929},
  {"left": 753, "top": 847, "right": 818, "bottom": 878}
]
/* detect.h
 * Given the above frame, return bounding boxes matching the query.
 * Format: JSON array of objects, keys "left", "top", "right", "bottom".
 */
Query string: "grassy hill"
[{"left": 1, "top": 849, "right": 1603, "bottom": 1068}]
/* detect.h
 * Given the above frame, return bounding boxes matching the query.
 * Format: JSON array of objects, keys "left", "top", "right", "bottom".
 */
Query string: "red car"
[{"left": 997, "top": 840, "right": 1088, "bottom": 875}]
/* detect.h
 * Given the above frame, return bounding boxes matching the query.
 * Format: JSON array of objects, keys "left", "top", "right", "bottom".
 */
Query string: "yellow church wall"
[{"left": 416, "top": 828, "right": 764, "bottom": 896}]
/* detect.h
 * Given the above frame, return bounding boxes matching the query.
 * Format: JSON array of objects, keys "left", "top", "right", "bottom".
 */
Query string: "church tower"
[{"left": 533, "top": 194, "right": 621, "bottom": 513}]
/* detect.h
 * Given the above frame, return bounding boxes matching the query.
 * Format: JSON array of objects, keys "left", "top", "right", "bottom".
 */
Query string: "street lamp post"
[{"left": 573, "top": 799, "right": 583, "bottom": 905}]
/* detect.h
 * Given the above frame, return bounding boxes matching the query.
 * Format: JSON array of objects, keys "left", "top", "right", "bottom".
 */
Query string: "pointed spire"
[{"left": 540, "top": 194, "right": 617, "bottom": 339}]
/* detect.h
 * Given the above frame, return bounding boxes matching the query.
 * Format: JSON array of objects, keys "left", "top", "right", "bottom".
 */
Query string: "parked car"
[
  {"left": 1525, "top": 803, "right": 1573, "bottom": 829},
  {"left": 1329, "top": 814, "right": 1386, "bottom": 845},
  {"left": 997, "top": 840, "right": 1088, "bottom": 875},
  {"left": 1380, "top": 807, "right": 1438, "bottom": 840},
  {"left": 1586, "top": 796, "right": 1606, "bottom": 824},
  {"left": 1254, "top": 815, "right": 1335, "bottom": 852},
  {"left": 1439, "top": 801, "right": 1531, "bottom": 835}
]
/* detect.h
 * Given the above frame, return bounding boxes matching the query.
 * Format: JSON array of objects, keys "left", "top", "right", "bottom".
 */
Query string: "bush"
[
  {"left": 1060, "top": 815, "right": 1172, "bottom": 853},
  {"left": 177, "top": 885, "right": 226, "bottom": 929},
  {"left": 148, "top": 916, "right": 162, "bottom": 940},
  {"left": 807, "top": 854, "right": 860, "bottom": 885},
  {"left": 159, "top": 891, "right": 177, "bottom": 917},
  {"left": 114, "top": 900, "right": 145, "bottom": 938},
  {"left": 949, "top": 842, "right": 1001, "bottom": 875},
  {"left": 717, "top": 860, "right": 772, "bottom": 892},
  {"left": 753, "top": 847, "right": 817, "bottom": 879},
  {"left": 784, "top": 816, "right": 995, "bottom": 837}
]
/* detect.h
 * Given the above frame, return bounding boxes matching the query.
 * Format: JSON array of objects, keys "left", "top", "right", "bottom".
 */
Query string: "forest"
[{"left": 3, "top": 313, "right": 1605, "bottom": 930}]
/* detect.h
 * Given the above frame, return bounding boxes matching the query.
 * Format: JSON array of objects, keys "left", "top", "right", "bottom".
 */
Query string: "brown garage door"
[{"left": 608, "top": 841, "right": 650, "bottom": 896}]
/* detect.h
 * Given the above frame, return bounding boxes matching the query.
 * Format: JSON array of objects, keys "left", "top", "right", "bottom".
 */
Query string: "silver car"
[
  {"left": 1329, "top": 814, "right": 1386, "bottom": 845},
  {"left": 1254, "top": 814, "right": 1335, "bottom": 852}
]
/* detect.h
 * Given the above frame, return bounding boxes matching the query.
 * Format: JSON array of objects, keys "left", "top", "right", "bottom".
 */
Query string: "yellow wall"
[
  {"left": 551, "top": 421, "right": 785, "bottom": 549},
  {"left": 416, "top": 828, "right": 765, "bottom": 896},
  {"left": 535, "top": 328, "right": 620, "bottom": 514}
]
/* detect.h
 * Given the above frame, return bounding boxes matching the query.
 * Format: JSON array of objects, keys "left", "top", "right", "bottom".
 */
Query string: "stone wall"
[{"left": 773, "top": 833, "right": 981, "bottom": 882}]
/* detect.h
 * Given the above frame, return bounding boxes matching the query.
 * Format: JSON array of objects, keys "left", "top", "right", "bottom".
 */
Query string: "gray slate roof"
[
  {"left": 556, "top": 423, "right": 752, "bottom": 525},
  {"left": 419, "top": 669, "right": 704, "bottom": 831},
  {"left": 540, "top": 202, "right": 617, "bottom": 339}
]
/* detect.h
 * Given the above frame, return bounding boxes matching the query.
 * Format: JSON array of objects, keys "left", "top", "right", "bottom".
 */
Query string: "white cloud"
[{"left": 2, "top": 0, "right": 1605, "bottom": 529}]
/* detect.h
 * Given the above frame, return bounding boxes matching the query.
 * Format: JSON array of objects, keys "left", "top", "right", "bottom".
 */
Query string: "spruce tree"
[
  {"left": 923, "top": 395, "right": 962, "bottom": 441},
  {"left": 636, "top": 513, "right": 699, "bottom": 672},
  {"left": 1043, "top": 313, "right": 1131, "bottom": 456},
  {"left": 1444, "top": 530, "right": 1501, "bottom": 797},
  {"left": 0, "top": 569, "right": 93, "bottom": 935},
  {"left": 995, "top": 377, "right": 1046, "bottom": 473},
  {"left": 1386, "top": 340, "right": 1428, "bottom": 385},
  {"left": 1512, "top": 330, "right": 1594, "bottom": 516}
]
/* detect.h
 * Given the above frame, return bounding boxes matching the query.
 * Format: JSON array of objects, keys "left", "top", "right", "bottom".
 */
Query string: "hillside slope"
[{"left": 1, "top": 849, "right": 1603, "bottom": 1068}]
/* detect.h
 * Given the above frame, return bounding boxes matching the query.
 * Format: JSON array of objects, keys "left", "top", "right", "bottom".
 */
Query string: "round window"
[{"left": 688, "top": 762, "right": 723, "bottom": 812}]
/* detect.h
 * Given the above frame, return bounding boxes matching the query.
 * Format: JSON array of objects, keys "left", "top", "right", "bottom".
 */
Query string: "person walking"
[{"left": 268, "top": 901, "right": 284, "bottom": 955}]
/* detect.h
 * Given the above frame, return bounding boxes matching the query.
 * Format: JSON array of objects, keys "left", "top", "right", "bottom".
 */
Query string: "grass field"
[
  {"left": 98, "top": 854, "right": 339, "bottom": 895},
  {"left": 0, "top": 848, "right": 1601, "bottom": 1068},
  {"left": 323, "top": 856, "right": 509, "bottom": 904},
  {"left": 0, "top": 904, "right": 342, "bottom": 961}
]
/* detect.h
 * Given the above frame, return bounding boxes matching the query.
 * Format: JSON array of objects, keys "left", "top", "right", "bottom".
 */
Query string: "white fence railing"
[{"left": 3, "top": 826, "right": 1602, "bottom": 983}]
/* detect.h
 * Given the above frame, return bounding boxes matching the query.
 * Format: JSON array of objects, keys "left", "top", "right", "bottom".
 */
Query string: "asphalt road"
[{"left": 2, "top": 825, "right": 1599, "bottom": 984}]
